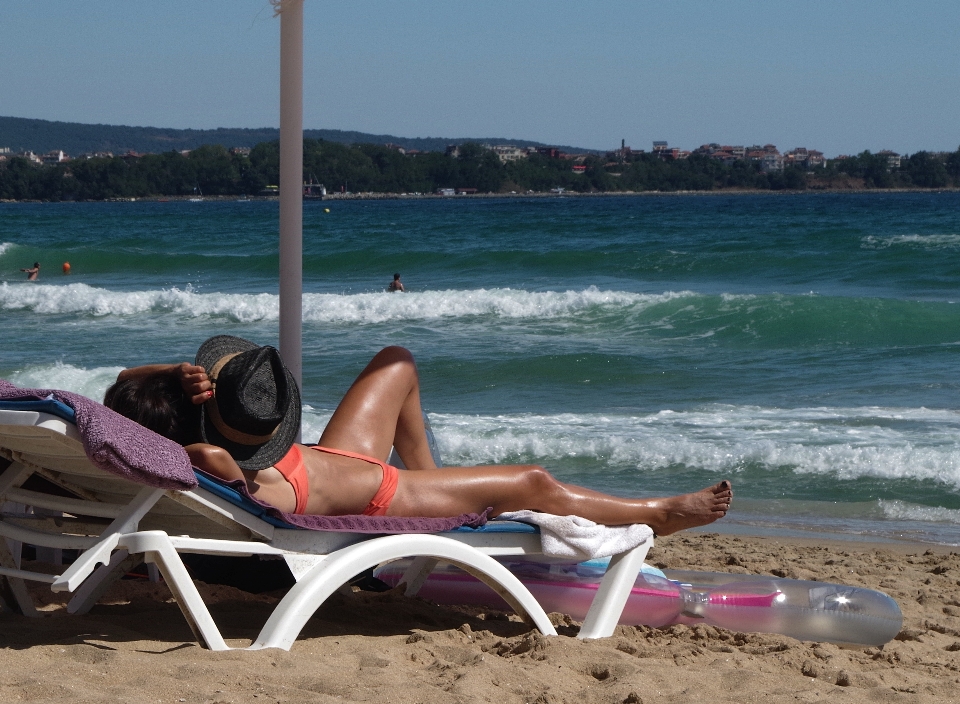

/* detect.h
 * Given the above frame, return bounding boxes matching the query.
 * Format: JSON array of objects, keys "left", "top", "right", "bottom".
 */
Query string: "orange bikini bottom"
[{"left": 273, "top": 444, "right": 400, "bottom": 516}]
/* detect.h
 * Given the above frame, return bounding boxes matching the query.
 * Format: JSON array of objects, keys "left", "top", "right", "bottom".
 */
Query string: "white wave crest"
[
  {"left": 879, "top": 500, "right": 960, "bottom": 524},
  {"left": 428, "top": 405, "right": 960, "bottom": 490},
  {"left": 9, "top": 362, "right": 960, "bottom": 505},
  {"left": 0, "top": 283, "right": 694, "bottom": 324},
  {"left": 862, "top": 234, "right": 960, "bottom": 250},
  {"left": 7, "top": 362, "right": 124, "bottom": 402},
  {"left": 0, "top": 282, "right": 279, "bottom": 321},
  {"left": 0, "top": 242, "right": 15, "bottom": 257}
]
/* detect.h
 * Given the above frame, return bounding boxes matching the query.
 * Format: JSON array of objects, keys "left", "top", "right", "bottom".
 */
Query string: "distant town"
[
  {"left": 1, "top": 136, "right": 958, "bottom": 201},
  {"left": 0, "top": 139, "right": 906, "bottom": 173}
]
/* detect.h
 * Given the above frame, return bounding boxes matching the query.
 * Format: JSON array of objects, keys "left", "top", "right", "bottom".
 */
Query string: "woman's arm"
[
  {"left": 117, "top": 363, "right": 212, "bottom": 404},
  {"left": 184, "top": 443, "right": 245, "bottom": 482}
]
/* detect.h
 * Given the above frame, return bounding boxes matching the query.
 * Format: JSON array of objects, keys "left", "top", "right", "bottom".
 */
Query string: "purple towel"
[
  {"left": 1, "top": 380, "right": 488, "bottom": 532},
  {"left": 0, "top": 380, "right": 197, "bottom": 490}
]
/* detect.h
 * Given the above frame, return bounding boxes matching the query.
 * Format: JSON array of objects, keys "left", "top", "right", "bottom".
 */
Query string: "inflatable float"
[{"left": 375, "top": 557, "right": 903, "bottom": 646}]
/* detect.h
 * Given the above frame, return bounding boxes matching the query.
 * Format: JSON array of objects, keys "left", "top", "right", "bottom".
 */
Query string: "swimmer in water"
[{"left": 20, "top": 262, "right": 39, "bottom": 281}]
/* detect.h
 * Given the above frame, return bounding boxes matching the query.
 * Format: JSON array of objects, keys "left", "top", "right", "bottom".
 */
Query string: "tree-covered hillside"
[{"left": 0, "top": 116, "right": 590, "bottom": 158}]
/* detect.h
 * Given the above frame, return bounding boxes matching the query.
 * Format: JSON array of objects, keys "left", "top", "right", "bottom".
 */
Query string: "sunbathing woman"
[{"left": 104, "top": 335, "right": 732, "bottom": 535}]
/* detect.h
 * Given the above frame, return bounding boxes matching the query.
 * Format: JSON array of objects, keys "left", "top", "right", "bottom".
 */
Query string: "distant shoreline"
[{"left": 3, "top": 187, "right": 959, "bottom": 204}]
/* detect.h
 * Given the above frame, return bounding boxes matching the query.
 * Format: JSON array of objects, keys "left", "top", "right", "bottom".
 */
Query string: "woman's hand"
[
  {"left": 177, "top": 363, "right": 213, "bottom": 405},
  {"left": 116, "top": 362, "right": 213, "bottom": 405}
]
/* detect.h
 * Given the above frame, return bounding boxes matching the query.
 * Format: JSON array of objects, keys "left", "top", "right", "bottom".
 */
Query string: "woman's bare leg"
[
  {"left": 390, "top": 463, "right": 732, "bottom": 535},
  {"left": 319, "top": 345, "right": 732, "bottom": 533},
  {"left": 318, "top": 346, "right": 438, "bottom": 468}
]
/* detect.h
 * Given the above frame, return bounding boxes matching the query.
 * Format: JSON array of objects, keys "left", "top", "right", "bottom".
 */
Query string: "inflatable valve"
[{"left": 680, "top": 589, "right": 710, "bottom": 618}]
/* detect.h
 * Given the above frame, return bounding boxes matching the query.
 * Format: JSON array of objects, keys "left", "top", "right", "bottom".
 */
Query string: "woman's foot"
[{"left": 645, "top": 480, "right": 732, "bottom": 536}]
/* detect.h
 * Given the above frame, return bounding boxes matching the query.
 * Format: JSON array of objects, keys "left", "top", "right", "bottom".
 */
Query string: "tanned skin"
[{"left": 120, "top": 348, "right": 732, "bottom": 533}]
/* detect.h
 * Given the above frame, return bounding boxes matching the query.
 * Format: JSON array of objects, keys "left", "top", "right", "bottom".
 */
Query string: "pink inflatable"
[{"left": 375, "top": 558, "right": 902, "bottom": 646}]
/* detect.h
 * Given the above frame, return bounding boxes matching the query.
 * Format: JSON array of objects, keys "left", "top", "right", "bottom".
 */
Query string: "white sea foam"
[
  {"left": 0, "top": 242, "right": 15, "bottom": 257},
  {"left": 8, "top": 362, "right": 124, "bottom": 402},
  {"left": 0, "top": 283, "right": 695, "bottom": 324},
  {"left": 878, "top": 500, "right": 960, "bottom": 524},
  {"left": 11, "top": 361, "right": 960, "bottom": 517},
  {"left": 427, "top": 405, "right": 960, "bottom": 490},
  {"left": 862, "top": 233, "right": 960, "bottom": 250}
]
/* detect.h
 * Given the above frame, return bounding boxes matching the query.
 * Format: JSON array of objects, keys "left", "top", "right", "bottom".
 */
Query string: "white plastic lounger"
[{"left": 0, "top": 397, "right": 653, "bottom": 649}]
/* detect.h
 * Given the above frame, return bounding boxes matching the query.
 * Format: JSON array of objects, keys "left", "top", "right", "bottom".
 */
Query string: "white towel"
[{"left": 494, "top": 511, "right": 654, "bottom": 561}]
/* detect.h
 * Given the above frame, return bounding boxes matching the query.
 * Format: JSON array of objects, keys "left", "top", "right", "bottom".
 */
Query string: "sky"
[{"left": 1, "top": 1, "right": 958, "bottom": 157}]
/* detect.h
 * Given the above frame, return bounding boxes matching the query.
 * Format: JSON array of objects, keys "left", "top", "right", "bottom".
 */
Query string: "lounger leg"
[
  {"left": 577, "top": 537, "right": 653, "bottom": 640},
  {"left": 251, "top": 534, "right": 557, "bottom": 651},
  {"left": 67, "top": 549, "right": 141, "bottom": 615},
  {"left": 0, "top": 535, "right": 37, "bottom": 616},
  {"left": 399, "top": 556, "right": 439, "bottom": 596},
  {"left": 119, "top": 531, "right": 230, "bottom": 651}
]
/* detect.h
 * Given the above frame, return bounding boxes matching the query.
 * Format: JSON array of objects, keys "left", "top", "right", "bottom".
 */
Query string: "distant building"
[
  {"left": 537, "top": 147, "right": 567, "bottom": 159},
  {"left": 784, "top": 148, "right": 826, "bottom": 170},
  {"left": 78, "top": 151, "right": 114, "bottom": 160},
  {"left": 878, "top": 150, "right": 901, "bottom": 169},
  {"left": 572, "top": 164, "right": 587, "bottom": 173},
  {"left": 384, "top": 143, "right": 406, "bottom": 154},
  {"left": 0, "top": 147, "right": 10, "bottom": 154},
  {"left": 606, "top": 140, "right": 633, "bottom": 162},
  {"left": 445, "top": 145, "right": 460, "bottom": 158},
  {"left": 694, "top": 144, "right": 746, "bottom": 163},
  {"left": 489, "top": 144, "right": 528, "bottom": 163},
  {"left": 745, "top": 145, "right": 783, "bottom": 172},
  {"left": 230, "top": 147, "right": 252, "bottom": 157},
  {"left": 436, "top": 187, "right": 456, "bottom": 196},
  {"left": 455, "top": 187, "right": 478, "bottom": 195},
  {"left": 652, "top": 141, "right": 682, "bottom": 160},
  {"left": 41, "top": 150, "right": 68, "bottom": 164}
]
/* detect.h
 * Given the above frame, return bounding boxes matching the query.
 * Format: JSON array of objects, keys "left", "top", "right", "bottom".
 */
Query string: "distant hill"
[{"left": 0, "top": 116, "right": 596, "bottom": 157}]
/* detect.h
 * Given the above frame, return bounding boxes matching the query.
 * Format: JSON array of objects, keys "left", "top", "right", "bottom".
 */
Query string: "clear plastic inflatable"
[{"left": 375, "top": 558, "right": 902, "bottom": 646}]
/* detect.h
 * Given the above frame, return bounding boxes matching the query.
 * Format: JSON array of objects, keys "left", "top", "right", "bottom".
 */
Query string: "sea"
[{"left": 2, "top": 193, "right": 960, "bottom": 546}]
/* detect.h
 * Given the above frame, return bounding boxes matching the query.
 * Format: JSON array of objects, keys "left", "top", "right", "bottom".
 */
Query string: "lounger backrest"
[{"left": 0, "top": 405, "right": 267, "bottom": 541}]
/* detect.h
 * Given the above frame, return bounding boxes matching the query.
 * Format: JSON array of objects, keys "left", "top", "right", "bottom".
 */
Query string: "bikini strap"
[{"left": 311, "top": 445, "right": 386, "bottom": 468}]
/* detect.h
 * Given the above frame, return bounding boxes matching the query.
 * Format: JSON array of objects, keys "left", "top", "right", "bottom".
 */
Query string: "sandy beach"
[{"left": 1, "top": 532, "right": 958, "bottom": 704}]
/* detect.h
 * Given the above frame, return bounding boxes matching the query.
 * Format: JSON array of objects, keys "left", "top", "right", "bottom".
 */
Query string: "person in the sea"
[
  {"left": 104, "top": 335, "right": 732, "bottom": 535},
  {"left": 20, "top": 262, "right": 40, "bottom": 281},
  {"left": 387, "top": 273, "right": 405, "bottom": 292}
]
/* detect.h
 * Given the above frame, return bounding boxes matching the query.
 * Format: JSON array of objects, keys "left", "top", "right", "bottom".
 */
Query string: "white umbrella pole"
[{"left": 278, "top": 0, "right": 304, "bottom": 394}]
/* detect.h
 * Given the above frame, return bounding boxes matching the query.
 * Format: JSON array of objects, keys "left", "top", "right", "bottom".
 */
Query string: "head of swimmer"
[{"left": 104, "top": 374, "right": 201, "bottom": 446}]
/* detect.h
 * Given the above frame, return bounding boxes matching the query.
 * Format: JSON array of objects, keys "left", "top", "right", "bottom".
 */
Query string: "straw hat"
[{"left": 195, "top": 335, "right": 301, "bottom": 470}]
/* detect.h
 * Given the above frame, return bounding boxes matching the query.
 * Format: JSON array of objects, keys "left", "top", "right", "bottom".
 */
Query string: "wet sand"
[{"left": 1, "top": 532, "right": 959, "bottom": 703}]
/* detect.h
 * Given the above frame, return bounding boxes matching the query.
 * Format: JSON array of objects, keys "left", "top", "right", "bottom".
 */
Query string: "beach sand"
[{"left": 2, "top": 533, "right": 958, "bottom": 704}]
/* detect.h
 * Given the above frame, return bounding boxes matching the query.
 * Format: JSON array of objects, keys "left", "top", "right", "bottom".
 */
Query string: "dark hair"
[
  {"left": 393, "top": 273, "right": 401, "bottom": 279},
  {"left": 104, "top": 374, "right": 201, "bottom": 446},
  {"left": 33, "top": 262, "right": 39, "bottom": 268}
]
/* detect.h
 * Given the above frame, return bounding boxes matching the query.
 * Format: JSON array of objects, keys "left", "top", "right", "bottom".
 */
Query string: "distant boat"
[
  {"left": 188, "top": 186, "right": 203, "bottom": 202},
  {"left": 303, "top": 176, "right": 326, "bottom": 200}
]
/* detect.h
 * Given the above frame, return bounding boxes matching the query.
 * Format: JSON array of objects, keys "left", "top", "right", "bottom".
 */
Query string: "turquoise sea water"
[{"left": 2, "top": 193, "right": 960, "bottom": 545}]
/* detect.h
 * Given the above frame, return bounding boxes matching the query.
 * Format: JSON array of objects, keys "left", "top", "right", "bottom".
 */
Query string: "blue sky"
[{"left": 1, "top": 1, "right": 958, "bottom": 156}]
